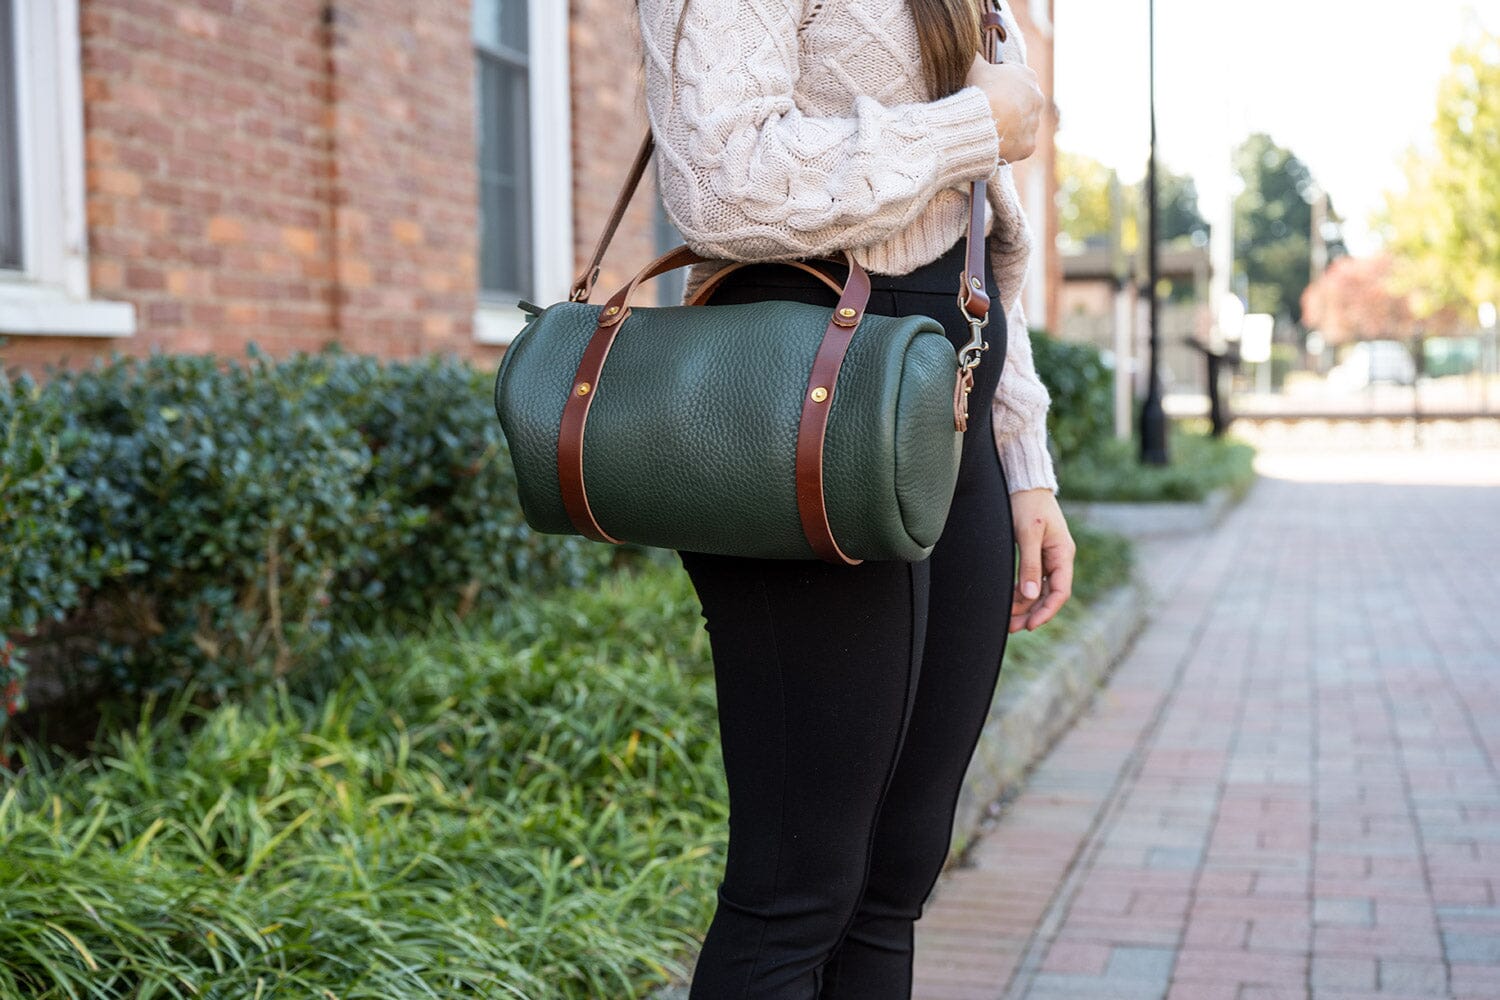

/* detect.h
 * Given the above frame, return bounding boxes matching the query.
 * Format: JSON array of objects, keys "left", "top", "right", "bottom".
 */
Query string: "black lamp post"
[{"left": 1138, "top": 0, "right": 1169, "bottom": 464}]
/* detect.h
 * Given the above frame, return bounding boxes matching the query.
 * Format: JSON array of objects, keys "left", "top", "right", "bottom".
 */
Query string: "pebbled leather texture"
[{"left": 494, "top": 299, "right": 965, "bottom": 561}]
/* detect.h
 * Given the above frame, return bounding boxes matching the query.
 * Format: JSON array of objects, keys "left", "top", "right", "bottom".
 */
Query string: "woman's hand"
[
  {"left": 965, "top": 53, "right": 1044, "bottom": 164},
  {"left": 1009, "top": 487, "right": 1076, "bottom": 633}
]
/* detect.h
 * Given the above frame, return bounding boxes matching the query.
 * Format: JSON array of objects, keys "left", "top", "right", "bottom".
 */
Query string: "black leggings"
[{"left": 676, "top": 232, "right": 1016, "bottom": 999}]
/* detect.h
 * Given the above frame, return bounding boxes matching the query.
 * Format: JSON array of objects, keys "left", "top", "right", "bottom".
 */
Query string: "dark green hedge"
[
  {"left": 1028, "top": 327, "right": 1115, "bottom": 464},
  {"left": 1, "top": 346, "right": 628, "bottom": 752}
]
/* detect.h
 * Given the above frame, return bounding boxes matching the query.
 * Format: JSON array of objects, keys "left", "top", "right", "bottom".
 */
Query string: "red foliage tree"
[
  {"left": 1301, "top": 255, "right": 1416, "bottom": 346},
  {"left": 1302, "top": 254, "right": 1463, "bottom": 344}
]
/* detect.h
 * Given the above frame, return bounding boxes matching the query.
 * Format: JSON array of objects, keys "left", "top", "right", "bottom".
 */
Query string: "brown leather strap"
[
  {"left": 569, "top": 130, "right": 657, "bottom": 303},
  {"left": 559, "top": 243, "right": 742, "bottom": 543},
  {"left": 793, "top": 258, "right": 873, "bottom": 564},
  {"left": 558, "top": 246, "right": 875, "bottom": 558},
  {"left": 685, "top": 257, "right": 845, "bottom": 305},
  {"left": 558, "top": 5, "right": 1006, "bottom": 561},
  {"left": 959, "top": 7, "right": 1006, "bottom": 322}
]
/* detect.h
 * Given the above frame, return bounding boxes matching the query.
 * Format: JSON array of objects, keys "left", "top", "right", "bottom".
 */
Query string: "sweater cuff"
[
  {"left": 919, "top": 85, "right": 1002, "bottom": 188},
  {"left": 998, "top": 415, "right": 1060, "bottom": 495}
]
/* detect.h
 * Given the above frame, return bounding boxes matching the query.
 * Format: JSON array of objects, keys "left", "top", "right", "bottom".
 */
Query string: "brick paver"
[{"left": 914, "top": 444, "right": 1500, "bottom": 1000}]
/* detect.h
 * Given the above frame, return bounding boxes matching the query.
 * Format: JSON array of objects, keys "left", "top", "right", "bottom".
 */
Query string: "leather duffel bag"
[{"left": 493, "top": 10, "right": 1012, "bottom": 565}]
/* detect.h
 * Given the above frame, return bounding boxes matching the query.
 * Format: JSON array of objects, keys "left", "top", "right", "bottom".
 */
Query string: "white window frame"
[
  {"left": 473, "top": 1, "right": 572, "bottom": 346},
  {"left": 0, "top": 0, "right": 135, "bottom": 337}
]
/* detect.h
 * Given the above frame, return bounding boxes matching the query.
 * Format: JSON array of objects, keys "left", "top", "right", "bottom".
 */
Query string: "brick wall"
[
  {"left": 3, "top": 1, "right": 1057, "bottom": 377},
  {"left": 4, "top": 0, "right": 338, "bottom": 374},
  {"left": 324, "top": 1, "right": 478, "bottom": 359},
  {"left": 1006, "top": 0, "right": 1061, "bottom": 332},
  {"left": 4, "top": 0, "right": 486, "bottom": 378}
]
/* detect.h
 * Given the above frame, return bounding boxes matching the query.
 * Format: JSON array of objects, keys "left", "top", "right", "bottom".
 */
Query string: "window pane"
[
  {"left": 0, "top": 0, "right": 22, "bottom": 271},
  {"left": 477, "top": 51, "right": 532, "bottom": 299},
  {"left": 473, "top": 0, "right": 527, "bottom": 55}
]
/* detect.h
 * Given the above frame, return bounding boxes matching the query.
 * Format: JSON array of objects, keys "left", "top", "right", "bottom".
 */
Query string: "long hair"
[{"left": 633, "top": 0, "right": 984, "bottom": 100}]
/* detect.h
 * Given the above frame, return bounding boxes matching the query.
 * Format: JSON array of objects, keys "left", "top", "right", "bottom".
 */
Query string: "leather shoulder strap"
[
  {"left": 570, "top": 130, "right": 656, "bottom": 303},
  {"left": 568, "top": 7, "right": 1006, "bottom": 307}
]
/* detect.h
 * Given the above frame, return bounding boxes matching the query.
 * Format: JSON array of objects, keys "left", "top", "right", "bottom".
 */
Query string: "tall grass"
[
  {"left": 0, "top": 528, "right": 1135, "bottom": 998},
  {"left": 0, "top": 561, "right": 725, "bottom": 999}
]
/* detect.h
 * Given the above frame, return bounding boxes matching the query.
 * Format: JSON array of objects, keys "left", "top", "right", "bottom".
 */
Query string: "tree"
[
  {"left": 1056, "top": 148, "right": 1208, "bottom": 253},
  {"left": 1301, "top": 255, "right": 1415, "bottom": 346},
  {"left": 1232, "top": 132, "right": 1346, "bottom": 324},
  {"left": 1377, "top": 29, "right": 1500, "bottom": 317},
  {"left": 1158, "top": 171, "right": 1210, "bottom": 248},
  {"left": 1056, "top": 149, "right": 1129, "bottom": 252}
]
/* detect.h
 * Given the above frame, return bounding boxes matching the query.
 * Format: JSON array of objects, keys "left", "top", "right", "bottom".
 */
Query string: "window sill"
[
  {"left": 473, "top": 300, "right": 530, "bottom": 346},
  {"left": 0, "top": 282, "right": 137, "bottom": 337}
]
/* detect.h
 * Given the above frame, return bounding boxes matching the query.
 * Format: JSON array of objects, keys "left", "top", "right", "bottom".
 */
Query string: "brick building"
[{"left": 0, "top": 0, "right": 1057, "bottom": 377}]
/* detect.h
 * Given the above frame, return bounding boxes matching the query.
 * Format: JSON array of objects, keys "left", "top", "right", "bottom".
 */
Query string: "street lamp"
[{"left": 1138, "top": 0, "right": 1168, "bottom": 464}]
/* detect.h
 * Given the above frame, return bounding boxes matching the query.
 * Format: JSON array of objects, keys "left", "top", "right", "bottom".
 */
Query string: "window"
[
  {"left": 0, "top": 0, "right": 134, "bottom": 336},
  {"left": 1, "top": 0, "right": 21, "bottom": 271},
  {"left": 474, "top": 0, "right": 531, "bottom": 302},
  {"left": 471, "top": 0, "right": 571, "bottom": 345}
]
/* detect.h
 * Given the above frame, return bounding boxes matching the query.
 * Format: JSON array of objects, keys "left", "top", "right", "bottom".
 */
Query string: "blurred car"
[{"left": 1327, "top": 339, "right": 1417, "bottom": 390}]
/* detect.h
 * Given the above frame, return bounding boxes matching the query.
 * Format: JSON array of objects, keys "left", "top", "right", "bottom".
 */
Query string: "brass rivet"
[
  {"left": 838, "top": 307, "right": 856, "bottom": 318},
  {"left": 970, "top": 276, "right": 982, "bottom": 289},
  {"left": 810, "top": 386, "right": 829, "bottom": 403},
  {"left": 604, "top": 305, "right": 620, "bottom": 315},
  {"left": 576, "top": 382, "right": 591, "bottom": 396}
]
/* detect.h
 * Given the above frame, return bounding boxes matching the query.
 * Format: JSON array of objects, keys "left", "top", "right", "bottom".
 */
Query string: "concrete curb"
[
  {"left": 944, "top": 573, "right": 1151, "bottom": 864},
  {"left": 1059, "top": 483, "right": 1236, "bottom": 538}
]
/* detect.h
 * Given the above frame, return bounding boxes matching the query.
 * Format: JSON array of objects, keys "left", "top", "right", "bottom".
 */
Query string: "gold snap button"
[
  {"left": 838, "top": 307, "right": 856, "bottom": 318},
  {"left": 810, "top": 386, "right": 829, "bottom": 403},
  {"left": 604, "top": 305, "right": 620, "bottom": 315},
  {"left": 576, "top": 382, "right": 591, "bottom": 396},
  {"left": 970, "top": 276, "right": 982, "bottom": 289}
]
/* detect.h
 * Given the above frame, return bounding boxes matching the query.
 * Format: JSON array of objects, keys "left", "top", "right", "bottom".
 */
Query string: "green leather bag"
[{"left": 494, "top": 13, "right": 1009, "bottom": 565}]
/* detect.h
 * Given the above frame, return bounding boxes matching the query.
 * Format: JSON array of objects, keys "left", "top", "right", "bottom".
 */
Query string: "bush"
[
  {"left": 4, "top": 346, "right": 625, "bottom": 724},
  {"left": 0, "top": 561, "right": 725, "bottom": 1000},
  {"left": 0, "top": 374, "right": 135, "bottom": 758},
  {"left": 1028, "top": 327, "right": 1115, "bottom": 463},
  {"left": 1057, "top": 419, "right": 1257, "bottom": 502}
]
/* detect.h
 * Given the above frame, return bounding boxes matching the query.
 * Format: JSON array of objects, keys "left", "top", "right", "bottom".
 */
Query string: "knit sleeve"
[
  {"left": 992, "top": 298, "right": 1060, "bottom": 495},
  {"left": 636, "top": 0, "right": 1002, "bottom": 261}
]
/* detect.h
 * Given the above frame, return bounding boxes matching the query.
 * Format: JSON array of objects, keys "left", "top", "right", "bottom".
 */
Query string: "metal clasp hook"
[{"left": 956, "top": 294, "right": 991, "bottom": 372}]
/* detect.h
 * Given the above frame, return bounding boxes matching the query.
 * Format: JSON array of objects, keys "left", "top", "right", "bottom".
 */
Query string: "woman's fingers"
[
  {"left": 1024, "top": 544, "right": 1075, "bottom": 630},
  {"left": 1010, "top": 514, "right": 1046, "bottom": 630}
]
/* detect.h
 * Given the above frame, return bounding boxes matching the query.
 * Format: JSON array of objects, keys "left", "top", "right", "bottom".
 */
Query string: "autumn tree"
[
  {"left": 1377, "top": 29, "right": 1500, "bottom": 318},
  {"left": 1301, "top": 255, "right": 1416, "bottom": 346}
]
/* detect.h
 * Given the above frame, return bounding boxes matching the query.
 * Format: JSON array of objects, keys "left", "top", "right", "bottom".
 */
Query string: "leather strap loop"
[{"left": 793, "top": 258, "right": 873, "bottom": 564}]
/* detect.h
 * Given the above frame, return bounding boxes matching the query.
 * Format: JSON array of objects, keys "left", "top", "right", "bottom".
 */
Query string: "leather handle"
[
  {"left": 593, "top": 245, "right": 870, "bottom": 330},
  {"left": 686, "top": 258, "right": 846, "bottom": 306}
]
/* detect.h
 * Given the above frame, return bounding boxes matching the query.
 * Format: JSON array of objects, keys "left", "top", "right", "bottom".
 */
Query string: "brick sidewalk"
[{"left": 914, "top": 447, "right": 1500, "bottom": 1000}]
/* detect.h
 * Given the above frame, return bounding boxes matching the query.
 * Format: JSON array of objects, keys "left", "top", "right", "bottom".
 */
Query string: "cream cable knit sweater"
[{"left": 635, "top": 0, "right": 1059, "bottom": 494}]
